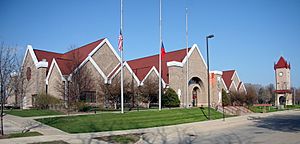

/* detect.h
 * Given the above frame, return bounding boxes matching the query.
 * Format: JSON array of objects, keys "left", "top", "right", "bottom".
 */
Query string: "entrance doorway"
[
  {"left": 192, "top": 87, "right": 199, "bottom": 107},
  {"left": 279, "top": 96, "right": 286, "bottom": 105}
]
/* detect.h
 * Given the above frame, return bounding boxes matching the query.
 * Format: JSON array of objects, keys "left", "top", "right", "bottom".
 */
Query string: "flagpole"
[
  {"left": 159, "top": 0, "right": 162, "bottom": 111},
  {"left": 185, "top": 7, "right": 189, "bottom": 108},
  {"left": 120, "top": 0, "right": 124, "bottom": 114}
]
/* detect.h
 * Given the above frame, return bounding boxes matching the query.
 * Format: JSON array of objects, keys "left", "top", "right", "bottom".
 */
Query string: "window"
[
  {"left": 26, "top": 67, "right": 31, "bottom": 81},
  {"left": 80, "top": 91, "right": 96, "bottom": 103}
]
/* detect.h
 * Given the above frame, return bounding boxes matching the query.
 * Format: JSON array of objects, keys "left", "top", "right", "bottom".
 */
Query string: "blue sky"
[{"left": 0, "top": 0, "right": 299, "bottom": 87}]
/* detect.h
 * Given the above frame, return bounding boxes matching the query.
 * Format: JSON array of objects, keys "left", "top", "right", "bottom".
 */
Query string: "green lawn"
[
  {"left": 249, "top": 105, "right": 300, "bottom": 113},
  {"left": 286, "top": 105, "right": 300, "bottom": 109},
  {"left": 5, "top": 109, "right": 64, "bottom": 117},
  {"left": 0, "top": 132, "right": 42, "bottom": 139},
  {"left": 36, "top": 108, "right": 222, "bottom": 133},
  {"left": 249, "top": 106, "right": 282, "bottom": 113}
]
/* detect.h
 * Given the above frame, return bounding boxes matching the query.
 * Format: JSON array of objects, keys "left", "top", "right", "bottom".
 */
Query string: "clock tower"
[{"left": 274, "top": 56, "right": 292, "bottom": 106}]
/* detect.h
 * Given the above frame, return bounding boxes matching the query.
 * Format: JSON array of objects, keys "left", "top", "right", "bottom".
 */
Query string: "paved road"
[
  {"left": 142, "top": 110, "right": 300, "bottom": 144},
  {"left": 1, "top": 110, "right": 299, "bottom": 144}
]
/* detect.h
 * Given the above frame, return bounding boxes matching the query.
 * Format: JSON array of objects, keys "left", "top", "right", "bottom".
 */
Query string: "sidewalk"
[
  {"left": 4, "top": 114, "right": 67, "bottom": 135},
  {"left": 1, "top": 109, "right": 298, "bottom": 144}
]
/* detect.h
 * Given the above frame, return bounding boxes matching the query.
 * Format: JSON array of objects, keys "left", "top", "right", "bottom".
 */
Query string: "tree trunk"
[{"left": 1, "top": 86, "right": 4, "bottom": 135}]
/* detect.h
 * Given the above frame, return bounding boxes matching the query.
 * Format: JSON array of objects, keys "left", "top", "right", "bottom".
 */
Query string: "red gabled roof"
[
  {"left": 33, "top": 49, "right": 63, "bottom": 71},
  {"left": 55, "top": 58, "right": 74, "bottom": 75},
  {"left": 33, "top": 38, "right": 104, "bottom": 75},
  {"left": 127, "top": 48, "right": 191, "bottom": 83},
  {"left": 61, "top": 39, "right": 103, "bottom": 63},
  {"left": 274, "top": 56, "right": 290, "bottom": 69},
  {"left": 222, "top": 70, "right": 235, "bottom": 89}
]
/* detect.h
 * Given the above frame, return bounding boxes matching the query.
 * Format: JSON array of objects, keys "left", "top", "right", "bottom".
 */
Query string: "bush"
[
  {"left": 222, "top": 89, "right": 230, "bottom": 106},
  {"left": 74, "top": 102, "right": 94, "bottom": 112},
  {"left": 162, "top": 88, "right": 180, "bottom": 108},
  {"left": 35, "top": 93, "right": 61, "bottom": 109}
]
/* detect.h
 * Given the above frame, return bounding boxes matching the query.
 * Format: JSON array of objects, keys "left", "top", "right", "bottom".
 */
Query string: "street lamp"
[{"left": 206, "top": 34, "right": 214, "bottom": 120}]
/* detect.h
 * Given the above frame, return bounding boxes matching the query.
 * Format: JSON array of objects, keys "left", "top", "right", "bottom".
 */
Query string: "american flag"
[{"left": 118, "top": 30, "right": 123, "bottom": 51}]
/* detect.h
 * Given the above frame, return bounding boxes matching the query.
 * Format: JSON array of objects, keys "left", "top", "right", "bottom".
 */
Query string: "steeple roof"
[{"left": 274, "top": 56, "right": 290, "bottom": 69}]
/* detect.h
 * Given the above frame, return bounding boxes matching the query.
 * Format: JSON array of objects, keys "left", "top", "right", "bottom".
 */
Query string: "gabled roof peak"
[
  {"left": 33, "top": 38, "right": 105, "bottom": 75},
  {"left": 274, "top": 56, "right": 290, "bottom": 69}
]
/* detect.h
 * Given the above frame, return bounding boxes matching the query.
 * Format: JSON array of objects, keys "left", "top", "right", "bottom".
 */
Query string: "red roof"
[
  {"left": 127, "top": 48, "right": 191, "bottom": 83},
  {"left": 33, "top": 38, "right": 104, "bottom": 75},
  {"left": 222, "top": 70, "right": 235, "bottom": 89},
  {"left": 55, "top": 58, "right": 74, "bottom": 75},
  {"left": 274, "top": 56, "right": 290, "bottom": 69},
  {"left": 274, "top": 89, "right": 292, "bottom": 94},
  {"left": 34, "top": 49, "right": 63, "bottom": 71}
]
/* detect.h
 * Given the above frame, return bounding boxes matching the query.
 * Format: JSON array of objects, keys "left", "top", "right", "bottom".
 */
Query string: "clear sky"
[{"left": 0, "top": 0, "right": 299, "bottom": 87}]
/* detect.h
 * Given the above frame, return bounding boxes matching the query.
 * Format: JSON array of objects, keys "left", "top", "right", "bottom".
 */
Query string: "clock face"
[{"left": 279, "top": 72, "right": 283, "bottom": 77}]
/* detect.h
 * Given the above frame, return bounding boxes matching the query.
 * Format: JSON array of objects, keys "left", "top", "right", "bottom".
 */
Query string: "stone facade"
[
  {"left": 47, "top": 62, "right": 63, "bottom": 100},
  {"left": 274, "top": 57, "right": 293, "bottom": 106},
  {"left": 210, "top": 71, "right": 227, "bottom": 107},
  {"left": 92, "top": 43, "right": 120, "bottom": 76},
  {"left": 12, "top": 38, "right": 247, "bottom": 109},
  {"left": 168, "top": 46, "right": 208, "bottom": 107},
  {"left": 22, "top": 48, "right": 48, "bottom": 109}
]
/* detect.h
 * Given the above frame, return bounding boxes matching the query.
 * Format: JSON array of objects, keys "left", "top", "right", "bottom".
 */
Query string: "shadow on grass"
[{"left": 199, "top": 107, "right": 209, "bottom": 120}]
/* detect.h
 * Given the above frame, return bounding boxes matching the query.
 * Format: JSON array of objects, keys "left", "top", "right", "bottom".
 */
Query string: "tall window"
[{"left": 80, "top": 91, "right": 96, "bottom": 103}]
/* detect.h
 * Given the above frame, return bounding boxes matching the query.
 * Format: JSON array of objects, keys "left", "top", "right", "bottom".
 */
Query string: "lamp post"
[{"left": 206, "top": 34, "right": 214, "bottom": 120}]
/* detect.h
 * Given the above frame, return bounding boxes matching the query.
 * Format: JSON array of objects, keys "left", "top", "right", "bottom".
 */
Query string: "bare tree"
[
  {"left": 296, "top": 87, "right": 300, "bottom": 105},
  {"left": 0, "top": 43, "right": 18, "bottom": 135},
  {"left": 244, "top": 85, "right": 258, "bottom": 105},
  {"left": 55, "top": 47, "right": 95, "bottom": 112},
  {"left": 139, "top": 77, "right": 159, "bottom": 108},
  {"left": 99, "top": 77, "right": 132, "bottom": 110},
  {"left": 266, "top": 84, "right": 275, "bottom": 104},
  {"left": 9, "top": 55, "right": 29, "bottom": 108}
]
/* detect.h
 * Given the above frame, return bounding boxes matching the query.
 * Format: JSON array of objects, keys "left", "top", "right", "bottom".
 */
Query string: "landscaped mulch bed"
[{"left": 94, "top": 133, "right": 143, "bottom": 144}]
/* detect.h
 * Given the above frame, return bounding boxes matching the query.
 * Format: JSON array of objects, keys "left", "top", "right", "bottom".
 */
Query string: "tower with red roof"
[{"left": 274, "top": 56, "right": 293, "bottom": 106}]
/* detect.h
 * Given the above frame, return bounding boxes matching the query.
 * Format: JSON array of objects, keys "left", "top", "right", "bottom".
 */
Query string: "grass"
[
  {"left": 94, "top": 133, "right": 142, "bottom": 144},
  {"left": 0, "top": 132, "right": 42, "bottom": 139},
  {"left": 5, "top": 109, "right": 64, "bottom": 117},
  {"left": 249, "top": 106, "right": 279, "bottom": 113},
  {"left": 28, "top": 140, "right": 70, "bottom": 144},
  {"left": 36, "top": 108, "right": 223, "bottom": 133},
  {"left": 286, "top": 105, "right": 300, "bottom": 109},
  {"left": 249, "top": 105, "right": 300, "bottom": 113}
]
